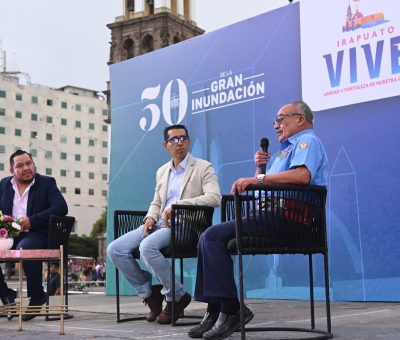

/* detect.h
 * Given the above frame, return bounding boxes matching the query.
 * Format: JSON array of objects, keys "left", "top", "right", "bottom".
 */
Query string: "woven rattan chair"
[
  {"left": 222, "top": 184, "right": 332, "bottom": 340},
  {"left": 113, "top": 205, "right": 214, "bottom": 325}
]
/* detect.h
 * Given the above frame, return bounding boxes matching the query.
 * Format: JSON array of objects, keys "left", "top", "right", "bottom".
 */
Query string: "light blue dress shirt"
[{"left": 267, "top": 129, "right": 328, "bottom": 186}]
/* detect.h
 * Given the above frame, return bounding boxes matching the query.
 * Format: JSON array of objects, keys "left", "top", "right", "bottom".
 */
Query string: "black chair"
[
  {"left": 113, "top": 205, "right": 214, "bottom": 325},
  {"left": 46, "top": 215, "right": 75, "bottom": 321},
  {"left": 223, "top": 184, "right": 332, "bottom": 340}
]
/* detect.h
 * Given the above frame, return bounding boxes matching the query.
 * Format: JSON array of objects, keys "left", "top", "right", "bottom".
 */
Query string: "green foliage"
[
  {"left": 90, "top": 209, "right": 107, "bottom": 238},
  {"left": 69, "top": 234, "right": 98, "bottom": 258}
]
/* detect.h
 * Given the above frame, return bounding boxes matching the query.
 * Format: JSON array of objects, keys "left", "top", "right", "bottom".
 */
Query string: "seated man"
[
  {"left": 188, "top": 100, "right": 328, "bottom": 340},
  {"left": 0, "top": 150, "right": 68, "bottom": 320},
  {"left": 107, "top": 124, "right": 221, "bottom": 324},
  {"left": 48, "top": 262, "right": 61, "bottom": 296}
]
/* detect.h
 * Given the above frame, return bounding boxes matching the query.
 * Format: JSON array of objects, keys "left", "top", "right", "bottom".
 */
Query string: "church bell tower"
[{"left": 107, "top": 0, "right": 204, "bottom": 64}]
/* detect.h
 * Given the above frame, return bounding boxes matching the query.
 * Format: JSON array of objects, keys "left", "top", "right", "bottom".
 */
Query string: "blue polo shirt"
[{"left": 267, "top": 129, "right": 328, "bottom": 186}]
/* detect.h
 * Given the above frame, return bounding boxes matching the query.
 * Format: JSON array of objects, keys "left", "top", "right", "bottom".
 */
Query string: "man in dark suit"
[{"left": 0, "top": 150, "right": 68, "bottom": 320}]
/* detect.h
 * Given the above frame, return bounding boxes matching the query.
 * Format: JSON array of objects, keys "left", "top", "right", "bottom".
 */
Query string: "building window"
[
  {"left": 88, "top": 139, "right": 95, "bottom": 147},
  {"left": 89, "top": 123, "right": 95, "bottom": 130},
  {"left": 61, "top": 101, "right": 67, "bottom": 109},
  {"left": 47, "top": 99, "right": 53, "bottom": 106},
  {"left": 60, "top": 152, "right": 67, "bottom": 160},
  {"left": 102, "top": 141, "right": 108, "bottom": 148},
  {"left": 60, "top": 187, "right": 66, "bottom": 194},
  {"left": 102, "top": 125, "right": 108, "bottom": 132},
  {"left": 74, "top": 171, "right": 81, "bottom": 178},
  {"left": 16, "top": 93, "right": 22, "bottom": 101},
  {"left": 75, "top": 121, "right": 81, "bottom": 128},
  {"left": 31, "top": 96, "right": 38, "bottom": 104},
  {"left": 102, "top": 157, "right": 108, "bottom": 165},
  {"left": 60, "top": 169, "right": 67, "bottom": 177},
  {"left": 61, "top": 118, "right": 67, "bottom": 126},
  {"left": 75, "top": 137, "right": 81, "bottom": 144},
  {"left": 30, "top": 149, "right": 37, "bottom": 157},
  {"left": 75, "top": 104, "right": 81, "bottom": 112},
  {"left": 31, "top": 113, "right": 38, "bottom": 121},
  {"left": 15, "top": 129, "right": 22, "bottom": 136},
  {"left": 0, "top": 145, "right": 5, "bottom": 153},
  {"left": 15, "top": 111, "right": 22, "bottom": 118},
  {"left": 46, "top": 168, "right": 52, "bottom": 175},
  {"left": 89, "top": 107, "right": 95, "bottom": 114},
  {"left": 88, "top": 172, "right": 95, "bottom": 179},
  {"left": 75, "top": 188, "right": 81, "bottom": 194},
  {"left": 0, "top": 163, "right": 4, "bottom": 171},
  {"left": 60, "top": 135, "right": 67, "bottom": 143},
  {"left": 46, "top": 133, "right": 52, "bottom": 141},
  {"left": 0, "top": 127, "right": 5, "bottom": 134},
  {"left": 0, "top": 90, "right": 6, "bottom": 98},
  {"left": 102, "top": 173, "right": 107, "bottom": 181},
  {"left": 46, "top": 116, "right": 53, "bottom": 123},
  {"left": 88, "top": 189, "right": 94, "bottom": 196},
  {"left": 88, "top": 156, "right": 95, "bottom": 163},
  {"left": 102, "top": 190, "right": 107, "bottom": 197},
  {"left": 75, "top": 154, "right": 81, "bottom": 161},
  {"left": 45, "top": 151, "right": 53, "bottom": 159},
  {"left": 0, "top": 108, "right": 5, "bottom": 116},
  {"left": 102, "top": 109, "right": 108, "bottom": 116},
  {"left": 31, "top": 131, "right": 38, "bottom": 139}
]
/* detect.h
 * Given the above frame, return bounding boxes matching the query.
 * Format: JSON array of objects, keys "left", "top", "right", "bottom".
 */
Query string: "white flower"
[{"left": 11, "top": 222, "right": 21, "bottom": 231}]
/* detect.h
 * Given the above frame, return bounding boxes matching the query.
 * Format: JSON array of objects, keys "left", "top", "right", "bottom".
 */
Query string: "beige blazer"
[{"left": 146, "top": 153, "right": 221, "bottom": 222}]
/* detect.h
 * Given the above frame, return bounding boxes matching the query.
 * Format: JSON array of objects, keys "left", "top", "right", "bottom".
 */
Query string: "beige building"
[{"left": 0, "top": 72, "right": 109, "bottom": 235}]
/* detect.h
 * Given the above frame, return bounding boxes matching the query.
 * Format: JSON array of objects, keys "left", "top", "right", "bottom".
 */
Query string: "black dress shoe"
[
  {"left": 188, "top": 312, "right": 219, "bottom": 338},
  {"left": 203, "top": 305, "right": 254, "bottom": 340},
  {"left": 22, "top": 293, "right": 47, "bottom": 321},
  {"left": 1, "top": 289, "right": 17, "bottom": 321},
  {"left": 1, "top": 289, "right": 17, "bottom": 305}
]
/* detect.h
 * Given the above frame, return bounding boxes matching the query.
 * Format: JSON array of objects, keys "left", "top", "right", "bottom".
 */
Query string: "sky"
[{"left": 0, "top": 0, "right": 297, "bottom": 91}]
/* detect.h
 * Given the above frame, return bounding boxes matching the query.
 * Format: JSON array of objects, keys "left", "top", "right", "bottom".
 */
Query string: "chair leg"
[
  {"left": 238, "top": 252, "right": 246, "bottom": 340},
  {"left": 171, "top": 256, "right": 176, "bottom": 326},
  {"left": 324, "top": 253, "right": 332, "bottom": 334},
  {"left": 308, "top": 254, "right": 315, "bottom": 330},
  {"left": 116, "top": 268, "right": 121, "bottom": 322}
]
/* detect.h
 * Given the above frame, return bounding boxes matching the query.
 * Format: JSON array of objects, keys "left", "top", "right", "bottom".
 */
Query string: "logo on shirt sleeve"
[{"left": 299, "top": 142, "right": 309, "bottom": 150}]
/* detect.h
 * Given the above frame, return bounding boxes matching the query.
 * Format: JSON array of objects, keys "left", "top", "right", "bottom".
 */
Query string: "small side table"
[{"left": 0, "top": 246, "right": 66, "bottom": 334}]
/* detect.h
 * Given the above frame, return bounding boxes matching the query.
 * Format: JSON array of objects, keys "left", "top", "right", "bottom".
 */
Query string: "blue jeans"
[{"left": 107, "top": 222, "right": 185, "bottom": 302}]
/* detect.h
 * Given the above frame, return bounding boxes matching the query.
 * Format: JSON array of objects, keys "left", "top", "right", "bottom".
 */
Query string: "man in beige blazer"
[{"left": 107, "top": 124, "right": 221, "bottom": 325}]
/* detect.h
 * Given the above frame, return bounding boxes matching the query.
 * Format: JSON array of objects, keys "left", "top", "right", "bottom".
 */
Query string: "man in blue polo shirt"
[{"left": 188, "top": 100, "right": 328, "bottom": 340}]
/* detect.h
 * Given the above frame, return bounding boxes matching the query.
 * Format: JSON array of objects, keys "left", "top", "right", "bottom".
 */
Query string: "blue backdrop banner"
[{"left": 107, "top": 2, "right": 400, "bottom": 302}]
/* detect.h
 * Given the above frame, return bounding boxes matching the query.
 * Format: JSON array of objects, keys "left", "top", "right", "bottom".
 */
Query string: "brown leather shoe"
[
  {"left": 156, "top": 292, "right": 191, "bottom": 324},
  {"left": 143, "top": 285, "right": 164, "bottom": 322}
]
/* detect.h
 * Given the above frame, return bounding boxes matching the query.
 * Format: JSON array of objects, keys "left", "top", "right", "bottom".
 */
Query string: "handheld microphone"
[{"left": 259, "top": 137, "right": 269, "bottom": 174}]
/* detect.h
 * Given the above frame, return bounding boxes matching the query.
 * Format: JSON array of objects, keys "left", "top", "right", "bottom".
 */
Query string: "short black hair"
[
  {"left": 10, "top": 150, "right": 33, "bottom": 168},
  {"left": 163, "top": 124, "right": 189, "bottom": 142}
]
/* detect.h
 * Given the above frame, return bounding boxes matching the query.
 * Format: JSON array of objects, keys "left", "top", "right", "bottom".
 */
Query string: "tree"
[
  {"left": 90, "top": 209, "right": 107, "bottom": 238},
  {"left": 69, "top": 234, "right": 98, "bottom": 258}
]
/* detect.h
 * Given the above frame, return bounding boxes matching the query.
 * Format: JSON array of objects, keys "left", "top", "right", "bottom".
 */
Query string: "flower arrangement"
[{"left": 0, "top": 210, "right": 22, "bottom": 239}]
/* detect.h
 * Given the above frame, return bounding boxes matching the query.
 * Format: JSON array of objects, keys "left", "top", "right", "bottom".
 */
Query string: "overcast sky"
[{"left": 0, "top": 0, "right": 296, "bottom": 91}]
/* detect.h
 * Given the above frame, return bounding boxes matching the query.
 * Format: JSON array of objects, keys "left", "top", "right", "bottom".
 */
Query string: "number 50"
[{"left": 140, "top": 79, "right": 188, "bottom": 131}]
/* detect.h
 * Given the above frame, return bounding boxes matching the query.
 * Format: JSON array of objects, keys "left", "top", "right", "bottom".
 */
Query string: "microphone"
[{"left": 258, "top": 137, "right": 269, "bottom": 174}]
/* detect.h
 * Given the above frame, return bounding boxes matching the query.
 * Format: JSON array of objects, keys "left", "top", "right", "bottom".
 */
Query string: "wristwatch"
[{"left": 256, "top": 174, "right": 265, "bottom": 184}]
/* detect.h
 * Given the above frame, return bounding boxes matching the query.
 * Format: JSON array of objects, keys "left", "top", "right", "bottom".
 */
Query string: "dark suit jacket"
[{"left": 0, "top": 173, "right": 68, "bottom": 238}]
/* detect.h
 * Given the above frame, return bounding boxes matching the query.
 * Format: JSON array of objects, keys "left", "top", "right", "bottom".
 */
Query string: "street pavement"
[{"left": 1, "top": 288, "right": 400, "bottom": 339}]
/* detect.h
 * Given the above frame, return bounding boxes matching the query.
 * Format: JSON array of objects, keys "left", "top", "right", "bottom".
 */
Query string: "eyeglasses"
[
  {"left": 273, "top": 113, "right": 303, "bottom": 125},
  {"left": 166, "top": 135, "right": 189, "bottom": 144}
]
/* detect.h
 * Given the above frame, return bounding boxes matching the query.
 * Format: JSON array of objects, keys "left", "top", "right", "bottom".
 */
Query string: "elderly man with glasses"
[
  {"left": 107, "top": 124, "right": 221, "bottom": 325},
  {"left": 188, "top": 100, "right": 328, "bottom": 340}
]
